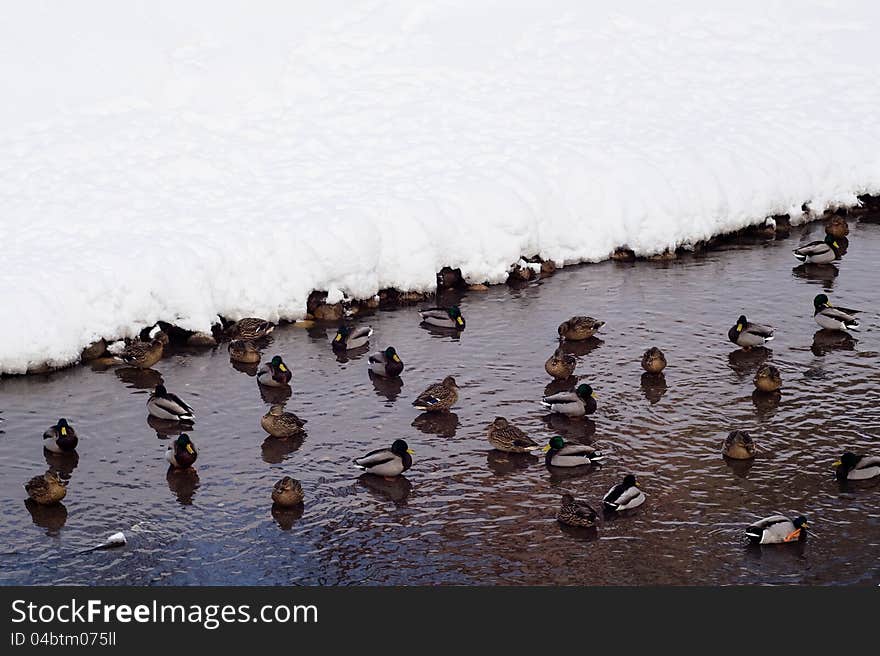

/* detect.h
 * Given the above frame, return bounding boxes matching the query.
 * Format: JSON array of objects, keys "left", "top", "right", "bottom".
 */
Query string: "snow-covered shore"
[{"left": 2, "top": 1, "right": 880, "bottom": 374}]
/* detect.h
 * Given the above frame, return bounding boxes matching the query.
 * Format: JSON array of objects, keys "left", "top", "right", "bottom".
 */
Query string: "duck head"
[
  {"left": 334, "top": 325, "right": 351, "bottom": 344},
  {"left": 824, "top": 233, "right": 840, "bottom": 253},
  {"left": 442, "top": 376, "right": 459, "bottom": 389},
  {"left": 576, "top": 384, "right": 595, "bottom": 400},
  {"left": 176, "top": 433, "right": 196, "bottom": 455},
  {"left": 543, "top": 435, "right": 566, "bottom": 453},
  {"left": 813, "top": 293, "right": 831, "bottom": 310},
  {"left": 391, "top": 439, "right": 415, "bottom": 456},
  {"left": 270, "top": 355, "right": 288, "bottom": 372},
  {"left": 832, "top": 451, "right": 861, "bottom": 480},
  {"left": 448, "top": 306, "right": 465, "bottom": 328},
  {"left": 623, "top": 474, "right": 639, "bottom": 488},
  {"left": 491, "top": 417, "right": 509, "bottom": 430},
  {"left": 385, "top": 346, "right": 401, "bottom": 363},
  {"left": 56, "top": 418, "right": 70, "bottom": 436}
]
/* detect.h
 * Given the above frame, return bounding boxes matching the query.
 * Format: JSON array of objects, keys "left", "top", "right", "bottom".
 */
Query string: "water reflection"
[
  {"left": 811, "top": 329, "right": 856, "bottom": 356},
  {"left": 640, "top": 372, "right": 668, "bottom": 405},
  {"left": 358, "top": 474, "right": 412, "bottom": 504},
  {"left": 557, "top": 523, "right": 600, "bottom": 542},
  {"left": 727, "top": 347, "right": 771, "bottom": 379},
  {"left": 792, "top": 264, "right": 839, "bottom": 286},
  {"left": 560, "top": 337, "right": 603, "bottom": 357},
  {"left": 412, "top": 412, "right": 460, "bottom": 438},
  {"left": 115, "top": 367, "right": 163, "bottom": 389},
  {"left": 259, "top": 383, "right": 292, "bottom": 405},
  {"left": 260, "top": 435, "right": 305, "bottom": 464},
  {"left": 541, "top": 414, "right": 596, "bottom": 443},
  {"left": 24, "top": 499, "right": 68, "bottom": 535},
  {"left": 544, "top": 377, "right": 577, "bottom": 397},
  {"left": 334, "top": 344, "right": 370, "bottom": 364},
  {"left": 230, "top": 360, "right": 260, "bottom": 377},
  {"left": 723, "top": 456, "right": 756, "bottom": 479},
  {"left": 369, "top": 371, "right": 404, "bottom": 402},
  {"left": 147, "top": 415, "right": 187, "bottom": 440},
  {"left": 485, "top": 450, "right": 537, "bottom": 476},
  {"left": 271, "top": 503, "right": 305, "bottom": 531},
  {"left": 751, "top": 390, "right": 782, "bottom": 419},
  {"left": 43, "top": 450, "right": 79, "bottom": 480},
  {"left": 418, "top": 323, "right": 463, "bottom": 340},
  {"left": 166, "top": 467, "right": 200, "bottom": 505}
]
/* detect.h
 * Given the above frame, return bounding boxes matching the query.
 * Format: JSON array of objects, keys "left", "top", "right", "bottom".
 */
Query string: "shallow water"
[{"left": 1, "top": 219, "right": 879, "bottom": 586}]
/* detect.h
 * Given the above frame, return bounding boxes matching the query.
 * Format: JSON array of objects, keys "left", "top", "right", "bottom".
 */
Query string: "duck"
[
  {"left": 166, "top": 434, "right": 198, "bottom": 469},
  {"left": 271, "top": 476, "right": 305, "bottom": 507},
  {"left": 419, "top": 306, "right": 465, "bottom": 330},
  {"left": 833, "top": 452, "right": 880, "bottom": 481},
  {"left": 722, "top": 430, "right": 757, "bottom": 460},
  {"left": 486, "top": 417, "right": 541, "bottom": 453},
  {"left": 147, "top": 384, "right": 194, "bottom": 422},
  {"left": 745, "top": 515, "right": 807, "bottom": 544},
  {"left": 228, "top": 317, "right": 275, "bottom": 341},
  {"left": 24, "top": 472, "right": 67, "bottom": 505},
  {"left": 261, "top": 404, "right": 307, "bottom": 438},
  {"left": 544, "top": 348, "right": 577, "bottom": 379},
  {"left": 354, "top": 439, "right": 413, "bottom": 478},
  {"left": 368, "top": 346, "right": 404, "bottom": 377},
  {"left": 557, "top": 494, "right": 598, "bottom": 528},
  {"left": 541, "top": 384, "right": 597, "bottom": 417},
  {"left": 603, "top": 474, "right": 645, "bottom": 512},
  {"left": 641, "top": 347, "right": 667, "bottom": 374},
  {"left": 118, "top": 338, "right": 164, "bottom": 369},
  {"left": 228, "top": 340, "right": 261, "bottom": 364},
  {"left": 543, "top": 435, "right": 604, "bottom": 467},
  {"left": 753, "top": 364, "right": 782, "bottom": 393},
  {"left": 332, "top": 325, "right": 373, "bottom": 350},
  {"left": 728, "top": 315, "right": 774, "bottom": 349},
  {"left": 42, "top": 418, "right": 78, "bottom": 453},
  {"left": 793, "top": 234, "right": 841, "bottom": 264},
  {"left": 558, "top": 316, "right": 604, "bottom": 341},
  {"left": 813, "top": 294, "right": 860, "bottom": 331},
  {"left": 413, "top": 376, "right": 459, "bottom": 412},
  {"left": 257, "top": 355, "right": 292, "bottom": 387}
]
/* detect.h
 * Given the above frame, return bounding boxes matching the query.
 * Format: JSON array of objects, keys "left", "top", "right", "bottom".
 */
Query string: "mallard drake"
[
  {"left": 228, "top": 339, "right": 261, "bottom": 363},
  {"left": 558, "top": 316, "right": 604, "bottom": 341},
  {"left": 24, "top": 472, "right": 67, "bottom": 505},
  {"left": 333, "top": 324, "right": 373, "bottom": 350},
  {"left": 556, "top": 494, "right": 598, "bottom": 528},
  {"left": 813, "top": 294, "right": 860, "bottom": 331},
  {"left": 354, "top": 439, "right": 414, "bottom": 478},
  {"left": 641, "top": 347, "right": 667, "bottom": 374},
  {"left": 722, "top": 430, "right": 757, "bottom": 460},
  {"left": 603, "top": 474, "right": 645, "bottom": 512},
  {"left": 541, "top": 384, "right": 597, "bottom": 417},
  {"left": 753, "top": 364, "right": 782, "bottom": 393},
  {"left": 745, "top": 515, "right": 807, "bottom": 544},
  {"left": 42, "top": 418, "right": 78, "bottom": 453},
  {"left": 261, "top": 404, "right": 307, "bottom": 438},
  {"left": 793, "top": 234, "right": 841, "bottom": 264},
  {"left": 833, "top": 452, "right": 880, "bottom": 481},
  {"left": 271, "top": 476, "right": 305, "bottom": 507},
  {"left": 368, "top": 346, "right": 404, "bottom": 377},
  {"left": 728, "top": 315, "right": 774, "bottom": 349},
  {"left": 544, "top": 348, "right": 577, "bottom": 379},
  {"left": 229, "top": 318, "right": 275, "bottom": 341},
  {"left": 166, "top": 433, "right": 198, "bottom": 469},
  {"left": 118, "top": 338, "right": 164, "bottom": 369},
  {"left": 257, "top": 355, "right": 292, "bottom": 387},
  {"left": 412, "top": 376, "right": 459, "bottom": 412},
  {"left": 419, "top": 306, "right": 466, "bottom": 330},
  {"left": 147, "top": 384, "right": 194, "bottom": 422},
  {"left": 487, "top": 417, "right": 541, "bottom": 453},
  {"left": 543, "top": 435, "right": 604, "bottom": 467}
]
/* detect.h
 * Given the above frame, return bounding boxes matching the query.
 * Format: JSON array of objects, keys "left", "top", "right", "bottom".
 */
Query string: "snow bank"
[{"left": 2, "top": 0, "right": 880, "bottom": 373}]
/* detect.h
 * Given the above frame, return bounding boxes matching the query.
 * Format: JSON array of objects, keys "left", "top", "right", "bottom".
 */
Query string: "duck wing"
[
  {"left": 793, "top": 240, "right": 830, "bottom": 255},
  {"left": 354, "top": 448, "right": 395, "bottom": 468},
  {"left": 419, "top": 308, "right": 450, "bottom": 320},
  {"left": 541, "top": 391, "right": 578, "bottom": 405},
  {"left": 744, "top": 322, "right": 774, "bottom": 337}
]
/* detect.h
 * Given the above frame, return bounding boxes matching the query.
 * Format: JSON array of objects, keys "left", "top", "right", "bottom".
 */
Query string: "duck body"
[
  {"left": 229, "top": 318, "right": 275, "bottom": 341},
  {"left": 833, "top": 452, "right": 880, "bottom": 481},
  {"left": 543, "top": 436, "right": 603, "bottom": 467},
  {"left": 793, "top": 235, "right": 840, "bottom": 264},
  {"left": 119, "top": 338, "right": 164, "bottom": 369},
  {"left": 728, "top": 315, "right": 774, "bottom": 349},
  {"left": 24, "top": 472, "right": 67, "bottom": 505},
  {"left": 147, "top": 384, "right": 194, "bottom": 422},
  {"left": 753, "top": 364, "right": 782, "bottom": 393},
  {"left": 544, "top": 348, "right": 577, "bottom": 379},
  {"left": 541, "top": 384, "right": 596, "bottom": 417},
  {"left": 166, "top": 434, "right": 198, "bottom": 469},
  {"left": 261, "top": 405, "right": 307, "bottom": 438},
  {"left": 228, "top": 340, "right": 261, "bottom": 363},
  {"left": 368, "top": 346, "right": 404, "bottom": 377},
  {"left": 722, "top": 430, "right": 756, "bottom": 460},
  {"left": 558, "top": 316, "right": 604, "bottom": 341},
  {"left": 333, "top": 325, "right": 373, "bottom": 350},
  {"left": 42, "top": 418, "right": 78, "bottom": 453},
  {"left": 603, "top": 474, "right": 645, "bottom": 512},
  {"left": 257, "top": 356, "right": 292, "bottom": 387},
  {"left": 413, "top": 376, "right": 459, "bottom": 412},
  {"left": 419, "top": 306, "right": 465, "bottom": 330},
  {"left": 557, "top": 494, "right": 598, "bottom": 528},
  {"left": 745, "top": 515, "right": 807, "bottom": 544},
  {"left": 354, "top": 439, "right": 413, "bottom": 478},
  {"left": 641, "top": 347, "right": 667, "bottom": 374},
  {"left": 271, "top": 476, "right": 305, "bottom": 507},
  {"left": 487, "top": 417, "right": 540, "bottom": 453},
  {"left": 813, "top": 294, "right": 860, "bottom": 331}
]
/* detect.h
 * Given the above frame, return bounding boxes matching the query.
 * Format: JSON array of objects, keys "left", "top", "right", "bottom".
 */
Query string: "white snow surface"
[{"left": 2, "top": 0, "right": 880, "bottom": 373}]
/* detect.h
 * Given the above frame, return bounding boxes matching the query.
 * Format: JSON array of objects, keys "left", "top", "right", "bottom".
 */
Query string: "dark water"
[{"left": 1, "top": 220, "right": 879, "bottom": 586}]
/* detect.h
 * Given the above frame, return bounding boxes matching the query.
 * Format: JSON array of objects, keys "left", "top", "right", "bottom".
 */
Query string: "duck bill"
[
  {"left": 406, "top": 449, "right": 415, "bottom": 455},
  {"left": 832, "top": 460, "right": 842, "bottom": 468},
  {"left": 541, "top": 445, "right": 551, "bottom": 452}
]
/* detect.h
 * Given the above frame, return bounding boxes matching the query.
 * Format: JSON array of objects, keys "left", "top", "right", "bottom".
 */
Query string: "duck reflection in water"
[
  {"left": 230, "top": 360, "right": 260, "bottom": 377},
  {"left": 43, "top": 449, "right": 79, "bottom": 480},
  {"left": 147, "top": 414, "right": 188, "bottom": 440},
  {"left": 24, "top": 499, "right": 68, "bottom": 535},
  {"left": 543, "top": 377, "right": 577, "bottom": 397},
  {"left": 811, "top": 329, "right": 856, "bottom": 356},
  {"left": 358, "top": 473, "right": 412, "bottom": 505},
  {"left": 260, "top": 435, "right": 305, "bottom": 465},
  {"left": 369, "top": 370, "right": 403, "bottom": 402},
  {"left": 751, "top": 389, "right": 781, "bottom": 419},
  {"left": 115, "top": 367, "right": 163, "bottom": 390},
  {"left": 412, "top": 412, "right": 460, "bottom": 438},
  {"left": 640, "top": 372, "right": 668, "bottom": 405},
  {"left": 792, "top": 263, "right": 839, "bottom": 287},
  {"left": 259, "top": 383, "right": 292, "bottom": 406},
  {"left": 271, "top": 503, "right": 305, "bottom": 531},
  {"left": 559, "top": 336, "right": 603, "bottom": 358},
  {"left": 486, "top": 450, "right": 537, "bottom": 476},
  {"left": 727, "top": 347, "right": 771, "bottom": 380},
  {"left": 166, "top": 467, "right": 200, "bottom": 505},
  {"left": 541, "top": 413, "right": 596, "bottom": 443}
]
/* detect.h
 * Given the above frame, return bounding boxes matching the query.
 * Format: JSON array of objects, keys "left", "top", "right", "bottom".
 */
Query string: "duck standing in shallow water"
[
  {"left": 147, "top": 384, "right": 195, "bottom": 422},
  {"left": 368, "top": 346, "right": 404, "bottom": 377},
  {"left": 557, "top": 494, "right": 598, "bottom": 528},
  {"left": 558, "top": 316, "right": 604, "bottom": 341},
  {"left": 722, "top": 430, "right": 756, "bottom": 460},
  {"left": 419, "top": 306, "right": 465, "bottom": 330},
  {"left": 792, "top": 234, "right": 841, "bottom": 264},
  {"left": 728, "top": 315, "right": 774, "bottom": 349},
  {"left": 753, "top": 364, "right": 782, "bottom": 393},
  {"left": 354, "top": 439, "right": 414, "bottom": 478},
  {"left": 228, "top": 318, "right": 274, "bottom": 341},
  {"left": 118, "top": 338, "right": 164, "bottom": 369},
  {"left": 333, "top": 325, "right": 373, "bottom": 350},
  {"left": 542, "top": 436, "right": 604, "bottom": 467},
  {"left": 257, "top": 355, "right": 292, "bottom": 387},
  {"left": 603, "top": 474, "right": 645, "bottom": 512},
  {"left": 43, "top": 418, "right": 78, "bottom": 453},
  {"left": 745, "top": 515, "right": 807, "bottom": 544},
  {"left": 641, "top": 347, "right": 667, "bottom": 374},
  {"left": 413, "top": 376, "right": 459, "bottom": 412},
  {"left": 228, "top": 340, "right": 261, "bottom": 364},
  {"left": 812, "top": 294, "right": 860, "bottom": 331},
  {"left": 486, "top": 417, "right": 541, "bottom": 453},
  {"left": 261, "top": 405, "right": 307, "bottom": 438},
  {"left": 271, "top": 476, "right": 304, "bottom": 507},
  {"left": 25, "top": 472, "right": 67, "bottom": 505},
  {"left": 166, "top": 434, "right": 198, "bottom": 469},
  {"left": 544, "top": 348, "right": 576, "bottom": 379},
  {"left": 833, "top": 452, "right": 880, "bottom": 481},
  {"left": 541, "top": 384, "right": 597, "bottom": 417}
]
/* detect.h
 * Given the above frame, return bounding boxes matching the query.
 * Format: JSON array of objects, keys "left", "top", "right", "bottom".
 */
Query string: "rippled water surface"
[{"left": 2, "top": 219, "right": 879, "bottom": 585}]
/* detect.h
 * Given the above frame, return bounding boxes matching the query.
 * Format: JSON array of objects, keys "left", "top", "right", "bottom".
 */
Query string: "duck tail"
[
  {"left": 792, "top": 251, "right": 807, "bottom": 262},
  {"left": 846, "top": 320, "right": 860, "bottom": 331},
  {"left": 589, "top": 452, "right": 605, "bottom": 462},
  {"left": 763, "top": 335, "right": 775, "bottom": 343}
]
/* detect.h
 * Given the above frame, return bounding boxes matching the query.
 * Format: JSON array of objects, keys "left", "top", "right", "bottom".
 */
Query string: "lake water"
[{"left": 1, "top": 217, "right": 878, "bottom": 585}]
